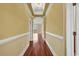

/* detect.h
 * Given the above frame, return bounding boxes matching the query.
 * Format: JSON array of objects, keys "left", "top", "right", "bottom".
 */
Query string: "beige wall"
[
  {"left": 0, "top": 4, "right": 30, "bottom": 56},
  {"left": 0, "top": 36, "right": 29, "bottom": 56},
  {"left": 0, "top": 4, "right": 30, "bottom": 39},
  {"left": 46, "top": 4, "right": 64, "bottom": 36},
  {"left": 46, "top": 4, "right": 66, "bottom": 56}
]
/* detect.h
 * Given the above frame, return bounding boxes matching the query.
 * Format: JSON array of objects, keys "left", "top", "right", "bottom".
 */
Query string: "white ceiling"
[
  {"left": 31, "top": 3, "right": 45, "bottom": 15},
  {"left": 33, "top": 17, "right": 43, "bottom": 24}
]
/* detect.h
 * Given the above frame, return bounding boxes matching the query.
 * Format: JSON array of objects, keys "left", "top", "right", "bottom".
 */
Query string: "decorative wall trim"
[
  {"left": 45, "top": 4, "right": 53, "bottom": 16},
  {"left": 46, "top": 32, "right": 64, "bottom": 40},
  {"left": 24, "top": 4, "right": 32, "bottom": 17},
  {"left": 45, "top": 40, "right": 57, "bottom": 56},
  {"left": 76, "top": 3, "right": 79, "bottom": 56},
  {"left": 19, "top": 44, "right": 29, "bottom": 56},
  {"left": 0, "top": 32, "right": 29, "bottom": 45},
  {"left": 65, "top": 4, "right": 74, "bottom": 56}
]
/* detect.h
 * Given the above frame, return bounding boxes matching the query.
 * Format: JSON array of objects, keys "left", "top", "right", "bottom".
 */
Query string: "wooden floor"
[{"left": 24, "top": 33, "right": 53, "bottom": 56}]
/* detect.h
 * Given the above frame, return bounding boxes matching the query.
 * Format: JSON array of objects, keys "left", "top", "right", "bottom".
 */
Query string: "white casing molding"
[
  {"left": 45, "top": 4, "right": 53, "bottom": 16},
  {"left": 19, "top": 44, "right": 29, "bottom": 56},
  {"left": 45, "top": 40, "right": 57, "bottom": 56},
  {"left": 24, "top": 4, "right": 33, "bottom": 17},
  {"left": 29, "top": 19, "right": 33, "bottom": 41},
  {"left": 76, "top": 3, "right": 79, "bottom": 56},
  {"left": 0, "top": 32, "right": 29, "bottom": 45},
  {"left": 65, "top": 4, "right": 74, "bottom": 56},
  {"left": 46, "top": 32, "right": 64, "bottom": 40}
]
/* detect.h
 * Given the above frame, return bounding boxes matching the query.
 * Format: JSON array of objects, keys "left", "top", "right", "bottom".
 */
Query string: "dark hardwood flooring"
[{"left": 23, "top": 33, "right": 53, "bottom": 56}]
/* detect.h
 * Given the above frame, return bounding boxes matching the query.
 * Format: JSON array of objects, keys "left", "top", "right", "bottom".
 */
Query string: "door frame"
[
  {"left": 65, "top": 3, "right": 74, "bottom": 56},
  {"left": 29, "top": 17, "right": 33, "bottom": 41},
  {"left": 76, "top": 3, "right": 79, "bottom": 56}
]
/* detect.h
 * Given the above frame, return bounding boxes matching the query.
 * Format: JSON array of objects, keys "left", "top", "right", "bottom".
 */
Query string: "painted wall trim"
[
  {"left": 45, "top": 40, "right": 57, "bottom": 56},
  {"left": 65, "top": 4, "right": 74, "bottom": 56},
  {"left": 46, "top": 32, "right": 64, "bottom": 40},
  {"left": 45, "top": 4, "right": 53, "bottom": 16},
  {"left": 24, "top": 4, "right": 33, "bottom": 17},
  {"left": 76, "top": 3, "right": 79, "bottom": 56},
  {"left": 0, "top": 32, "right": 29, "bottom": 45},
  {"left": 19, "top": 44, "right": 29, "bottom": 56}
]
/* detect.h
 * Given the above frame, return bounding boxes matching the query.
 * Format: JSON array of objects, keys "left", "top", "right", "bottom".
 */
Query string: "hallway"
[
  {"left": 0, "top": 3, "right": 76, "bottom": 56},
  {"left": 24, "top": 33, "right": 53, "bottom": 56}
]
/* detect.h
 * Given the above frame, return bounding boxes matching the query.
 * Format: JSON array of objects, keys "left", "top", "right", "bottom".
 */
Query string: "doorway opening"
[{"left": 33, "top": 17, "right": 44, "bottom": 43}]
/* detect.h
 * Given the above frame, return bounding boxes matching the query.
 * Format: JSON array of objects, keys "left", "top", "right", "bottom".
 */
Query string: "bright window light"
[{"left": 31, "top": 3, "right": 45, "bottom": 15}]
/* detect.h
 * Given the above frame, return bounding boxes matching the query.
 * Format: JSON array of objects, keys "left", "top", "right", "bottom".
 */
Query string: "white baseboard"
[
  {"left": 45, "top": 40, "right": 57, "bottom": 56},
  {"left": 0, "top": 32, "right": 29, "bottom": 45},
  {"left": 19, "top": 44, "right": 29, "bottom": 56},
  {"left": 46, "top": 32, "right": 64, "bottom": 40}
]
